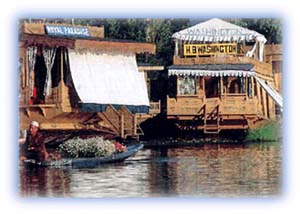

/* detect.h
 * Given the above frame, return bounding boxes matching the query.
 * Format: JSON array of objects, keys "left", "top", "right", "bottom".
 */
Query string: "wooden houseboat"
[
  {"left": 18, "top": 22, "right": 156, "bottom": 140},
  {"left": 167, "top": 18, "right": 282, "bottom": 134}
]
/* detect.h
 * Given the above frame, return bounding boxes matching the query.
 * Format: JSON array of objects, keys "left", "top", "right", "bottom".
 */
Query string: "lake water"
[{"left": 19, "top": 141, "right": 281, "bottom": 198}]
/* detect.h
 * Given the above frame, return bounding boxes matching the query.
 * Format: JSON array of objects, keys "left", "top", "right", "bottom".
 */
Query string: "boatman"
[{"left": 19, "top": 121, "right": 49, "bottom": 162}]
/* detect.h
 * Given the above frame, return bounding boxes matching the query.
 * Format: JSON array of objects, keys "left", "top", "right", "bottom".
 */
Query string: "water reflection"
[
  {"left": 19, "top": 167, "right": 71, "bottom": 197},
  {"left": 19, "top": 142, "right": 281, "bottom": 197}
]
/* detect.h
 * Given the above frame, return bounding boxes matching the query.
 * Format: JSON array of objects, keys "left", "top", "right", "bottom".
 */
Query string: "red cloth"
[
  {"left": 113, "top": 142, "right": 127, "bottom": 153},
  {"left": 29, "top": 86, "right": 37, "bottom": 105}
]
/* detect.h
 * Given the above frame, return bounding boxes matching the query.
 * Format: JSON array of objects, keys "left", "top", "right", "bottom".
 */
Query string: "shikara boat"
[{"left": 23, "top": 144, "right": 143, "bottom": 168}]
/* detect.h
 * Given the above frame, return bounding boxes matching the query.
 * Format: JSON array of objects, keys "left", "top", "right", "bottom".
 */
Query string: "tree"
[{"left": 228, "top": 18, "right": 282, "bottom": 44}]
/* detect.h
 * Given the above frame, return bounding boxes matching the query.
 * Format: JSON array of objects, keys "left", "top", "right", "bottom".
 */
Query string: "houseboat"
[
  {"left": 167, "top": 18, "right": 282, "bottom": 134},
  {"left": 18, "top": 22, "right": 156, "bottom": 140}
]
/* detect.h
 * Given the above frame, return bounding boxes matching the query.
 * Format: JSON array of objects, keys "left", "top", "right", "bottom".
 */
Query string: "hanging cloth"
[
  {"left": 258, "top": 39, "right": 266, "bottom": 62},
  {"left": 27, "top": 47, "right": 37, "bottom": 97},
  {"left": 254, "top": 76, "right": 282, "bottom": 111},
  {"left": 256, "top": 35, "right": 267, "bottom": 62},
  {"left": 68, "top": 50, "right": 149, "bottom": 107},
  {"left": 43, "top": 47, "right": 57, "bottom": 96},
  {"left": 246, "top": 41, "right": 257, "bottom": 58}
]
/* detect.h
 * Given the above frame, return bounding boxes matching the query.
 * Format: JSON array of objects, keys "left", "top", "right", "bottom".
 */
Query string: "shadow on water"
[{"left": 19, "top": 141, "right": 281, "bottom": 198}]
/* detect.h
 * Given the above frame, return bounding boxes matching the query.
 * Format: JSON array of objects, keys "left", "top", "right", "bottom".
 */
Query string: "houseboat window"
[
  {"left": 31, "top": 47, "right": 62, "bottom": 104},
  {"left": 247, "top": 77, "right": 253, "bottom": 98},
  {"left": 272, "top": 61, "right": 282, "bottom": 73},
  {"left": 33, "top": 52, "right": 47, "bottom": 104},
  {"left": 178, "top": 76, "right": 196, "bottom": 95},
  {"left": 168, "top": 75, "right": 177, "bottom": 98},
  {"left": 229, "top": 77, "right": 241, "bottom": 94},
  {"left": 18, "top": 57, "right": 25, "bottom": 88},
  {"left": 50, "top": 48, "right": 62, "bottom": 88},
  {"left": 205, "top": 77, "right": 219, "bottom": 98},
  {"left": 240, "top": 77, "right": 246, "bottom": 93},
  {"left": 253, "top": 79, "right": 257, "bottom": 96},
  {"left": 223, "top": 77, "right": 228, "bottom": 94}
]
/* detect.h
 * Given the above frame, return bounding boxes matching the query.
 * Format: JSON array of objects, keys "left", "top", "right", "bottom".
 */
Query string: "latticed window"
[{"left": 178, "top": 76, "right": 196, "bottom": 95}]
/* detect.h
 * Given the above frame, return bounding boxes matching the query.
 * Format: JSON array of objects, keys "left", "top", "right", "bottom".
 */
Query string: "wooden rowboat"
[{"left": 23, "top": 144, "right": 143, "bottom": 168}]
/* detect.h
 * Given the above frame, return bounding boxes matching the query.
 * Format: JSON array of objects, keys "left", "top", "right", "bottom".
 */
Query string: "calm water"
[{"left": 19, "top": 142, "right": 281, "bottom": 198}]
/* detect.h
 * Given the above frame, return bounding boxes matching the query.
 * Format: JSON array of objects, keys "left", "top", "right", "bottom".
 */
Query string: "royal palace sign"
[
  {"left": 45, "top": 25, "right": 91, "bottom": 38},
  {"left": 183, "top": 43, "right": 237, "bottom": 56}
]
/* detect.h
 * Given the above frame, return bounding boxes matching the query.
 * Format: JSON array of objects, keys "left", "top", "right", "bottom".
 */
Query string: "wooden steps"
[{"left": 204, "top": 101, "right": 220, "bottom": 134}]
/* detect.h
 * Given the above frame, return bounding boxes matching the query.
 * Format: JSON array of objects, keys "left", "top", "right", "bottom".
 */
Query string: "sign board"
[
  {"left": 45, "top": 25, "right": 91, "bottom": 38},
  {"left": 183, "top": 43, "right": 237, "bottom": 56}
]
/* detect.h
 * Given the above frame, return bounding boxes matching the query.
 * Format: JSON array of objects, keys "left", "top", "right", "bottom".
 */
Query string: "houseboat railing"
[
  {"left": 149, "top": 100, "right": 161, "bottom": 115},
  {"left": 119, "top": 106, "right": 136, "bottom": 138}
]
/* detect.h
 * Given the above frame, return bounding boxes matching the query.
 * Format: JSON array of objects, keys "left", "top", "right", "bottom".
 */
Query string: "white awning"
[
  {"left": 68, "top": 50, "right": 149, "bottom": 106},
  {"left": 168, "top": 69, "right": 255, "bottom": 77},
  {"left": 172, "top": 18, "right": 267, "bottom": 43},
  {"left": 255, "top": 76, "right": 283, "bottom": 111}
]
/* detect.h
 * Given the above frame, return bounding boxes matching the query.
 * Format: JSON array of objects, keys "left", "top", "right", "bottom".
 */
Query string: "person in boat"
[{"left": 19, "top": 121, "right": 49, "bottom": 162}]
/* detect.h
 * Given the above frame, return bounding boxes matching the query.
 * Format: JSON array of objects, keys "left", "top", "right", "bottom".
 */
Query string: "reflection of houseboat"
[
  {"left": 167, "top": 18, "right": 282, "bottom": 134},
  {"left": 18, "top": 22, "right": 156, "bottom": 139}
]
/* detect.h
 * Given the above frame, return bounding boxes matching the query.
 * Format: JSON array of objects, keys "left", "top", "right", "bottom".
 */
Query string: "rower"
[{"left": 19, "top": 121, "right": 49, "bottom": 162}]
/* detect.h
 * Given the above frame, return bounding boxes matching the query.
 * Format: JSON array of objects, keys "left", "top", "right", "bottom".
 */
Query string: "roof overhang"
[
  {"left": 20, "top": 34, "right": 156, "bottom": 54},
  {"left": 75, "top": 39, "right": 155, "bottom": 54},
  {"left": 168, "top": 64, "right": 255, "bottom": 77},
  {"left": 138, "top": 65, "right": 164, "bottom": 71}
]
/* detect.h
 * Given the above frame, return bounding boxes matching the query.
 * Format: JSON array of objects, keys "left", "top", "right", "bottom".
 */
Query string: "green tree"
[
  {"left": 228, "top": 18, "right": 282, "bottom": 44},
  {"left": 105, "top": 19, "right": 147, "bottom": 42},
  {"left": 145, "top": 18, "right": 190, "bottom": 66}
]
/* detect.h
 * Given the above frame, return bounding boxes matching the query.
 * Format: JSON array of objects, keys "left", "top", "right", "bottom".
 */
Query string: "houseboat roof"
[
  {"left": 172, "top": 18, "right": 266, "bottom": 43},
  {"left": 20, "top": 33, "right": 156, "bottom": 54},
  {"left": 19, "top": 23, "right": 155, "bottom": 54}
]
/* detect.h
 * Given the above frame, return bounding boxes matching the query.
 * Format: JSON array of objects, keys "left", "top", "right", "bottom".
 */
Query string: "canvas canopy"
[
  {"left": 254, "top": 76, "right": 283, "bottom": 111},
  {"left": 68, "top": 50, "right": 149, "bottom": 113},
  {"left": 172, "top": 18, "right": 267, "bottom": 61},
  {"left": 172, "top": 18, "right": 266, "bottom": 43}
]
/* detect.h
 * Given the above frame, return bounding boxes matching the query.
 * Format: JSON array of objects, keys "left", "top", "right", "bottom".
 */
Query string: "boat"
[{"left": 23, "top": 144, "right": 143, "bottom": 168}]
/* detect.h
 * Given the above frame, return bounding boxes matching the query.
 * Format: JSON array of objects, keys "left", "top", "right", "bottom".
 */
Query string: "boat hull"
[{"left": 23, "top": 144, "right": 143, "bottom": 168}]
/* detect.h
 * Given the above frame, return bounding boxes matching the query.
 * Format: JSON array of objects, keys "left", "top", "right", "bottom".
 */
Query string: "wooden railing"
[
  {"left": 104, "top": 105, "right": 121, "bottom": 133},
  {"left": 45, "top": 87, "right": 59, "bottom": 104},
  {"left": 167, "top": 95, "right": 204, "bottom": 115},
  {"left": 120, "top": 106, "right": 136, "bottom": 137},
  {"left": 101, "top": 105, "right": 138, "bottom": 138},
  {"left": 19, "top": 86, "right": 61, "bottom": 106},
  {"left": 264, "top": 44, "right": 282, "bottom": 55},
  {"left": 167, "top": 94, "right": 258, "bottom": 117},
  {"left": 220, "top": 94, "right": 258, "bottom": 115}
]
